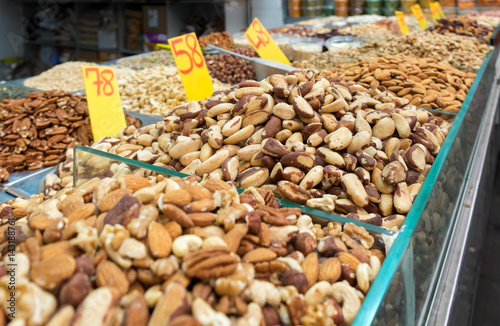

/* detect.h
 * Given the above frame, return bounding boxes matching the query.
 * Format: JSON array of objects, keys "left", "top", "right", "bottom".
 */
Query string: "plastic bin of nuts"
[{"left": 289, "top": 37, "right": 325, "bottom": 62}]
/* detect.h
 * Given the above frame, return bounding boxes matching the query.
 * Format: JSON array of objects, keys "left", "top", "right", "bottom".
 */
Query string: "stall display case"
[{"left": 1, "top": 15, "right": 500, "bottom": 326}]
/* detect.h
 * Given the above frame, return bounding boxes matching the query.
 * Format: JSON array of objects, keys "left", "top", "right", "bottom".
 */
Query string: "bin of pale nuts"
[
  {"left": 0, "top": 90, "right": 141, "bottom": 178},
  {"left": 116, "top": 51, "right": 176, "bottom": 70},
  {"left": 117, "top": 66, "right": 228, "bottom": 115},
  {"left": 23, "top": 61, "right": 136, "bottom": 92}
]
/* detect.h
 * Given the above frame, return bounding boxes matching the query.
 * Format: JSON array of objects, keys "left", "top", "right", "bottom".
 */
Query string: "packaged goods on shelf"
[
  {"left": 47, "top": 70, "right": 452, "bottom": 230},
  {"left": 321, "top": 55, "right": 476, "bottom": 113},
  {"left": 2, "top": 167, "right": 386, "bottom": 325},
  {"left": 205, "top": 47, "right": 257, "bottom": 84},
  {"left": 0, "top": 91, "right": 140, "bottom": 178},
  {"left": 22, "top": 62, "right": 135, "bottom": 92}
]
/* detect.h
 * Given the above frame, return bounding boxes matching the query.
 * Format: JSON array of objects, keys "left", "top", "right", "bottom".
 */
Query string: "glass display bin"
[
  {"left": 1, "top": 26, "right": 499, "bottom": 325},
  {"left": 65, "top": 43, "right": 500, "bottom": 325}
]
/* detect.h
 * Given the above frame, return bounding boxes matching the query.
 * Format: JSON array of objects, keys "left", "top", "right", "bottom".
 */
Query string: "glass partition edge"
[
  {"left": 352, "top": 50, "right": 493, "bottom": 326},
  {"left": 73, "top": 145, "right": 394, "bottom": 236}
]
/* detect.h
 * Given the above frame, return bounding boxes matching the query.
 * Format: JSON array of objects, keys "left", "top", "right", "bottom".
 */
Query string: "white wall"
[{"left": 0, "top": 1, "right": 24, "bottom": 60}]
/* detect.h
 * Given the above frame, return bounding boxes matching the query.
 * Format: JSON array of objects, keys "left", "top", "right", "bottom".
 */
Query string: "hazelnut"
[
  {"left": 59, "top": 273, "right": 91, "bottom": 307},
  {"left": 282, "top": 269, "right": 309, "bottom": 294},
  {"left": 317, "top": 236, "right": 348, "bottom": 257},
  {"left": 293, "top": 232, "right": 317, "bottom": 255}
]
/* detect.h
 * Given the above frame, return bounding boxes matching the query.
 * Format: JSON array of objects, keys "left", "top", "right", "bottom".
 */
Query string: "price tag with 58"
[
  {"left": 395, "top": 11, "right": 410, "bottom": 35},
  {"left": 429, "top": 2, "right": 441, "bottom": 23},
  {"left": 411, "top": 4, "right": 428, "bottom": 30},
  {"left": 168, "top": 32, "right": 214, "bottom": 101},
  {"left": 81, "top": 66, "right": 126, "bottom": 142},
  {"left": 245, "top": 18, "right": 291, "bottom": 65}
]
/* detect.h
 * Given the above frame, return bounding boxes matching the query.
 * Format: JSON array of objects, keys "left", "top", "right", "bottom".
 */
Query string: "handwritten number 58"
[{"left": 171, "top": 34, "right": 204, "bottom": 75}]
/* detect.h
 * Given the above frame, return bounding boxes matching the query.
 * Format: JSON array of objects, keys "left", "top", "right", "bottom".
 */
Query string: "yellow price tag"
[
  {"left": 168, "top": 33, "right": 214, "bottom": 101},
  {"left": 81, "top": 66, "right": 126, "bottom": 142},
  {"left": 435, "top": 2, "right": 445, "bottom": 18},
  {"left": 155, "top": 43, "right": 171, "bottom": 50},
  {"left": 245, "top": 18, "right": 291, "bottom": 65},
  {"left": 395, "top": 11, "right": 410, "bottom": 35},
  {"left": 411, "top": 4, "right": 428, "bottom": 30},
  {"left": 429, "top": 2, "right": 441, "bottom": 23}
]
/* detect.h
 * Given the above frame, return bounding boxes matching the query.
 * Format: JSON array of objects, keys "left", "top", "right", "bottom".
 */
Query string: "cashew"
[
  {"left": 331, "top": 281, "right": 364, "bottom": 325},
  {"left": 243, "top": 280, "right": 281, "bottom": 307},
  {"left": 192, "top": 298, "right": 232, "bottom": 326},
  {"left": 304, "top": 281, "right": 333, "bottom": 306},
  {"left": 172, "top": 234, "right": 203, "bottom": 257},
  {"left": 235, "top": 302, "right": 263, "bottom": 326}
]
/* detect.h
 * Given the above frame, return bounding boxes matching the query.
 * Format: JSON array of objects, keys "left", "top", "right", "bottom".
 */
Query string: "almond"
[
  {"left": 183, "top": 184, "right": 212, "bottom": 201},
  {"left": 41, "top": 241, "right": 79, "bottom": 260},
  {"left": 96, "top": 260, "right": 129, "bottom": 296},
  {"left": 123, "top": 296, "right": 149, "bottom": 326},
  {"left": 336, "top": 252, "right": 361, "bottom": 270},
  {"left": 61, "top": 196, "right": 85, "bottom": 217},
  {"left": 242, "top": 248, "right": 277, "bottom": 263},
  {"left": 302, "top": 253, "right": 319, "bottom": 287},
  {"left": 28, "top": 214, "right": 52, "bottom": 230},
  {"left": 202, "top": 179, "right": 232, "bottom": 192},
  {"left": 161, "top": 204, "right": 194, "bottom": 228},
  {"left": 98, "top": 188, "right": 132, "bottom": 212},
  {"left": 148, "top": 221, "right": 172, "bottom": 258},
  {"left": 188, "top": 212, "right": 217, "bottom": 227},
  {"left": 67, "top": 203, "right": 95, "bottom": 224},
  {"left": 319, "top": 257, "right": 341, "bottom": 283},
  {"left": 162, "top": 189, "right": 192, "bottom": 206},
  {"left": 31, "top": 254, "right": 76, "bottom": 290},
  {"left": 122, "top": 175, "right": 151, "bottom": 192}
]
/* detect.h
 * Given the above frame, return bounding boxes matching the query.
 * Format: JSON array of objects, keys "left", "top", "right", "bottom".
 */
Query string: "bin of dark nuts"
[
  {"left": 205, "top": 47, "right": 257, "bottom": 85},
  {"left": 0, "top": 90, "right": 141, "bottom": 179},
  {"left": 427, "top": 17, "right": 494, "bottom": 42}
]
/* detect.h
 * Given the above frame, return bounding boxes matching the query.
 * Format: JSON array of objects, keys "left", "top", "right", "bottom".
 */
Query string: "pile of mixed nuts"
[{"left": 0, "top": 174, "right": 384, "bottom": 325}]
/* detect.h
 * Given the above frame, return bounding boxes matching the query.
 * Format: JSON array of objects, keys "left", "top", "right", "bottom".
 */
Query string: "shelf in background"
[{"left": 26, "top": 40, "right": 76, "bottom": 49}]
